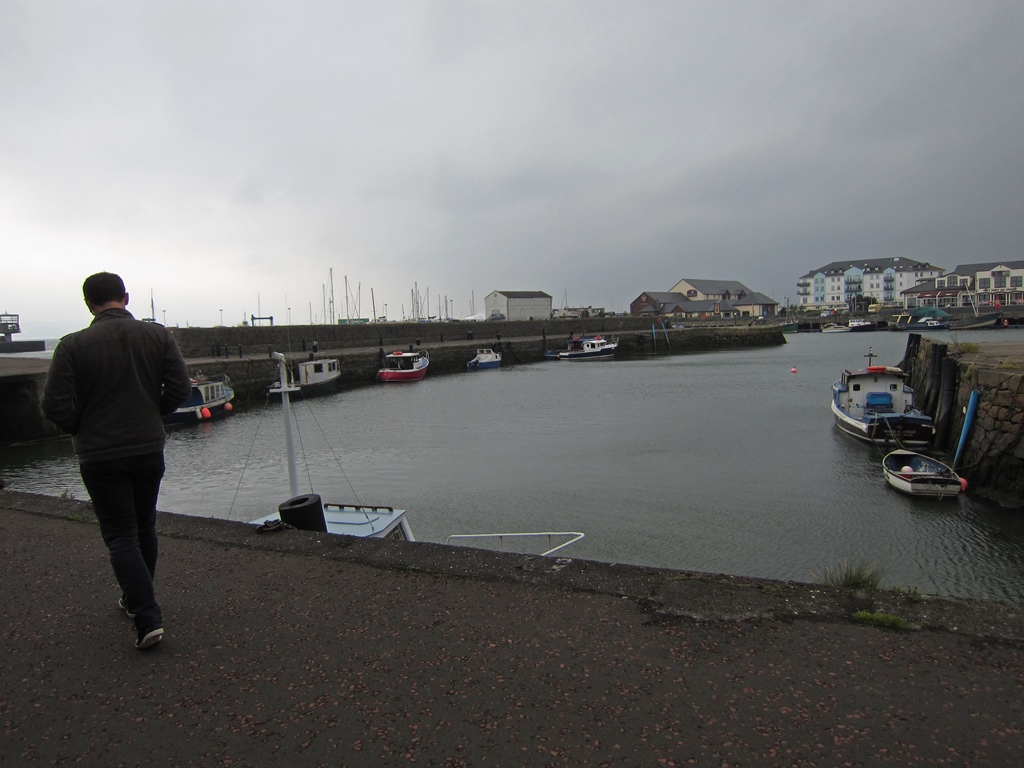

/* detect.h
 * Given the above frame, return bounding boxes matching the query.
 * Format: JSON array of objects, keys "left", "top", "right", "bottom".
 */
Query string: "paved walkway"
[{"left": 1, "top": 489, "right": 1023, "bottom": 767}]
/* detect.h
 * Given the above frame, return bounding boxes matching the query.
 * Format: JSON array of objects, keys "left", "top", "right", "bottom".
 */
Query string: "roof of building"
[
  {"left": 799, "top": 257, "right": 942, "bottom": 279},
  {"left": 637, "top": 291, "right": 686, "bottom": 303},
  {"left": 942, "top": 260, "right": 1024, "bottom": 276},
  {"left": 733, "top": 291, "right": 778, "bottom": 306},
  {"left": 491, "top": 291, "right": 553, "bottom": 300},
  {"left": 676, "top": 279, "right": 754, "bottom": 295}
]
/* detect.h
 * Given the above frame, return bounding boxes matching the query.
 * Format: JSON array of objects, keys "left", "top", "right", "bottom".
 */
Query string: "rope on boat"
[
  {"left": 292, "top": 395, "right": 363, "bottom": 506},
  {"left": 227, "top": 408, "right": 266, "bottom": 521}
]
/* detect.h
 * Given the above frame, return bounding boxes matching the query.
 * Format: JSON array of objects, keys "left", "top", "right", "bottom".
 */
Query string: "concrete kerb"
[{"left": 6, "top": 488, "right": 1023, "bottom": 644}]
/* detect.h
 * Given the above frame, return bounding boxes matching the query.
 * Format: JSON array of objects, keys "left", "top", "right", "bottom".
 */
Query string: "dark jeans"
[{"left": 79, "top": 452, "right": 165, "bottom": 631}]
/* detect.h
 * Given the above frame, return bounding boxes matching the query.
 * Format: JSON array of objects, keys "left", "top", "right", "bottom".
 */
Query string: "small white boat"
[
  {"left": 467, "top": 348, "right": 501, "bottom": 370},
  {"left": 847, "top": 318, "right": 877, "bottom": 332},
  {"left": 821, "top": 323, "right": 851, "bottom": 333},
  {"left": 882, "top": 450, "right": 965, "bottom": 498},
  {"left": 268, "top": 356, "right": 341, "bottom": 399}
]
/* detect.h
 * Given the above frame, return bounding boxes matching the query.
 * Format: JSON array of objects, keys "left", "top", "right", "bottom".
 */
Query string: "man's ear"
[{"left": 123, "top": 292, "right": 130, "bottom": 307}]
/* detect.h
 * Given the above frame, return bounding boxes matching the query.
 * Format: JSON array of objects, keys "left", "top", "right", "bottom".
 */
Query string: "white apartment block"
[{"left": 795, "top": 257, "right": 943, "bottom": 310}]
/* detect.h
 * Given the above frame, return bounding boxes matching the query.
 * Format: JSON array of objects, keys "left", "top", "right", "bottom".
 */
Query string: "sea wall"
[
  {"left": 905, "top": 335, "right": 1024, "bottom": 507},
  {"left": 175, "top": 325, "right": 783, "bottom": 403},
  {"left": 165, "top": 316, "right": 771, "bottom": 359},
  {"left": 0, "top": 325, "right": 783, "bottom": 444}
]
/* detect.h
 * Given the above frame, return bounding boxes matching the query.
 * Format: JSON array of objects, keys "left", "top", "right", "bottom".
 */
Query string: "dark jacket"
[{"left": 42, "top": 309, "right": 193, "bottom": 463}]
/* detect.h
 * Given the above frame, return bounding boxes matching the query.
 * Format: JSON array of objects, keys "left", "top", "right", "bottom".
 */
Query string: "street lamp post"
[{"left": 219, "top": 309, "right": 224, "bottom": 326}]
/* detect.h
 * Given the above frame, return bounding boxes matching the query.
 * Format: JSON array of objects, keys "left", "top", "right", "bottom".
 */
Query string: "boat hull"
[
  {"left": 949, "top": 313, "right": 1004, "bottom": 331},
  {"left": 831, "top": 401, "right": 935, "bottom": 447},
  {"left": 558, "top": 350, "right": 617, "bottom": 360},
  {"left": 377, "top": 367, "right": 428, "bottom": 382},
  {"left": 377, "top": 351, "right": 429, "bottom": 382},
  {"left": 253, "top": 503, "right": 414, "bottom": 540},
  {"left": 882, "top": 450, "right": 963, "bottom": 497}
]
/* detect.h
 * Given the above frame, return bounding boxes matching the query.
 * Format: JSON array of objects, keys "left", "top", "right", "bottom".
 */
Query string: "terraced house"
[{"left": 902, "top": 260, "right": 1024, "bottom": 309}]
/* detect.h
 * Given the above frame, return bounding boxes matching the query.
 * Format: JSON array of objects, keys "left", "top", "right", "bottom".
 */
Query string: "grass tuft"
[
  {"left": 853, "top": 610, "right": 917, "bottom": 631},
  {"left": 810, "top": 557, "right": 885, "bottom": 590}
]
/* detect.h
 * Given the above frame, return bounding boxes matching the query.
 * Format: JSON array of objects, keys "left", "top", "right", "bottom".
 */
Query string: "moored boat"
[
  {"left": 882, "top": 450, "right": 965, "bottom": 498},
  {"left": 268, "top": 356, "right": 341, "bottom": 399},
  {"left": 821, "top": 323, "right": 851, "bottom": 333},
  {"left": 558, "top": 335, "right": 618, "bottom": 361},
  {"left": 889, "top": 314, "right": 950, "bottom": 331},
  {"left": 467, "top": 348, "right": 501, "bottom": 370},
  {"left": 830, "top": 348, "right": 935, "bottom": 447},
  {"left": 949, "top": 312, "right": 1004, "bottom": 331},
  {"left": 377, "top": 350, "right": 429, "bottom": 382},
  {"left": 252, "top": 353, "right": 414, "bottom": 540},
  {"left": 164, "top": 373, "right": 235, "bottom": 426},
  {"left": 847, "top": 318, "right": 877, "bottom": 332}
]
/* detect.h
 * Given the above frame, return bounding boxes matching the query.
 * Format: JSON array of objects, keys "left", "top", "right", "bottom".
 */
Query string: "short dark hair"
[{"left": 82, "top": 272, "right": 126, "bottom": 307}]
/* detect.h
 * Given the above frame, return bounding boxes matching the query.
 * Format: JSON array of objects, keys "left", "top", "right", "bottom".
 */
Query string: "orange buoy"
[
  {"left": 960, "top": 477, "right": 969, "bottom": 492},
  {"left": 224, "top": 402, "right": 234, "bottom": 412},
  {"left": 200, "top": 407, "right": 212, "bottom": 419},
  {"left": 790, "top": 367, "right": 797, "bottom": 373}
]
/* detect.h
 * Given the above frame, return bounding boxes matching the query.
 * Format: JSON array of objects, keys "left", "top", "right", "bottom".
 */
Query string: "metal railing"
[{"left": 445, "top": 531, "right": 585, "bottom": 557}]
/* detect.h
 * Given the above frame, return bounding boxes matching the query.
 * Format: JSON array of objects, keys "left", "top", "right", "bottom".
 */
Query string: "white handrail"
[{"left": 445, "top": 531, "right": 585, "bottom": 557}]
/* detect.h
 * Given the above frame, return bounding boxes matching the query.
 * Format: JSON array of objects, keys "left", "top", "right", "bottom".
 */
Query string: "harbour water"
[{"left": 3, "top": 330, "right": 1024, "bottom": 602}]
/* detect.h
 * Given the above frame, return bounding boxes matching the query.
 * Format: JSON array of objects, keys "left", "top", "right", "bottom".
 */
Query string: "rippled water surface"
[{"left": 5, "top": 330, "right": 1024, "bottom": 601}]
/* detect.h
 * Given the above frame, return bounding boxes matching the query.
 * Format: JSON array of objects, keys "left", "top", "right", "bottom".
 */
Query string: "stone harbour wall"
[
  {"left": 906, "top": 335, "right": 1024, "bottom": 508},
  {"left": 0, "top": 325, "right": 783, "bottom": 444}
]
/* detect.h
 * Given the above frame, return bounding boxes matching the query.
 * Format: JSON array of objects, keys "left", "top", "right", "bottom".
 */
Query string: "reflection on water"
[{"left": 3, "top": 329, "right": 1024, "bottom": 602}]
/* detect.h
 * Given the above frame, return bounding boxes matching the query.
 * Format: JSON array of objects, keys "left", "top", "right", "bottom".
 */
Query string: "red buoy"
[{"left": 200, "top": 407, "right": 212, "bottom": 419}]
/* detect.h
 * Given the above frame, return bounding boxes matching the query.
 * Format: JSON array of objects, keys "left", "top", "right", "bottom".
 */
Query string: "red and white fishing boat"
[{"left": 377, "top": 350, "right": 429, "bottom": 382}]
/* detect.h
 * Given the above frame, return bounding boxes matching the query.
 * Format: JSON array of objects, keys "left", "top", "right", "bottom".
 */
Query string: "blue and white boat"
[
  {"left": 831, "top": 348, "right": 935, "bottom": 447},
  {"left": 164, "top": 373, "right": 235, "bottom": 426},
  {"left": 557, "top": 335, "right": 618, "bottom": 361},
  {"left": 467, "top": 348, "right": 501, "bottom": 370}
]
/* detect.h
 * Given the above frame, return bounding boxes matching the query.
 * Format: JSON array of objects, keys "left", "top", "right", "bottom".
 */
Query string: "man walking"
[{"left": 42, "top": 272, "right": 192, "bottom": 650}]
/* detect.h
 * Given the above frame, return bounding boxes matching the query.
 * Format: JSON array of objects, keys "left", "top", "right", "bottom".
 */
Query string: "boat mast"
[{"left": 271, "top": 352, "right": 301, "bottom": 498}]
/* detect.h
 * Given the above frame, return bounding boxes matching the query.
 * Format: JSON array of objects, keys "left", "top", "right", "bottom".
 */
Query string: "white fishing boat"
[
  {"left": 821, "top": 322, "right": 851, "bottom": 333},
  {"left": 882, "top": 450, "right": 965, "bottom": 498},
  {"left": 252, "top": 353, "right": 414, "bottom": 540},
  {"left": 268, "top": 355, "right": 341, "bottom": 399},
  {"left": 830, "top": 347, "right": 935, "bottom": 447},
  {"left": 558, "top": 335, "right": 618, "bottom": 361}
]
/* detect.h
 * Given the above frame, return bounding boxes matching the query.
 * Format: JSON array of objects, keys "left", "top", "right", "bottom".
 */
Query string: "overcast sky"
[{"left": 2, "top": 1, "right": 1023, "bottom": 338}]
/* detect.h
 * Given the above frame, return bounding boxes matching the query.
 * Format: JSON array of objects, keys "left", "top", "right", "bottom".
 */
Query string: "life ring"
[
  {"left": 867, "top": 366, "right": 887, "bottom": 373},
  {"left": 392, "top": 350, "right": 404, "bottom": 355}
]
